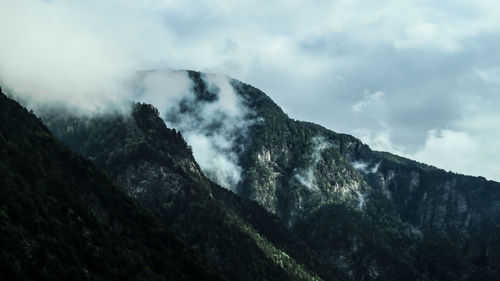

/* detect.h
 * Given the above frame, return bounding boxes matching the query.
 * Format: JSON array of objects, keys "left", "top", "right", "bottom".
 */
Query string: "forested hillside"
[
  {"left": 44, "top": 103, "right": 330, "bottom": 281},
  {"left": 0, "top": 89, "right": 226, "bottom": 281},
  {"left": 42, "top": 71, "right": 500, "bottom": 280}
]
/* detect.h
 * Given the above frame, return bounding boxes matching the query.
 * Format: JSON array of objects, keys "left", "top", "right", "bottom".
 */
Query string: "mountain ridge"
[
  {"left": 43, "top": 100, "right": 332, "bottom": 280},
  {"left": 39, "top": 69, "right": 500, "bottom": 280}
]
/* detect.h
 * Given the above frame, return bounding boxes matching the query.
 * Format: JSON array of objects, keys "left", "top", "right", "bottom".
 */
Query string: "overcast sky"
[{"left": 1, "top": 0, "right": 500, "bottom": 181}]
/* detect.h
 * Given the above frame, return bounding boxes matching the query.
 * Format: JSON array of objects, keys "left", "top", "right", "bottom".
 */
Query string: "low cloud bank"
[
  {"left": 0, "top": 0, "right": 174, "bottom": 114},
  {"left": 134, "top": 70, "right": 257, "bottom": 190},
  {"left": 2, "top": 0, "right": 499, "bottom": 182}
]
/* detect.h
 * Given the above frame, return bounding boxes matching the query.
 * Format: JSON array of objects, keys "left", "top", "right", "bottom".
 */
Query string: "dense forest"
[
  {"left": 3, "top": 70, "right": 500, "bottom": 280},
  {"left": 0, "top": 89, "right": 226, "bottom": 281}
]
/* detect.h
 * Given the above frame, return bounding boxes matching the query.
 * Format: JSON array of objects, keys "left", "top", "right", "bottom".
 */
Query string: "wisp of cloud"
[{"left": 133, "top": 70, "right": 257, "bottom": 190}]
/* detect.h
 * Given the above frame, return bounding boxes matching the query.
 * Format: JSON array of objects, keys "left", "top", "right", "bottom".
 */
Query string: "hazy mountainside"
[
  {"left": 42, "top": 70, "right": 500, "bottom": 280},
  {"left": 137, "top": 70, "right": 500, "bottom": 279},
  {"left": 233, "top": 79, "right": 500, "bottom": 231},
  {"left": 0, "top": 90, "right": 226, "bottom": 281},
  {"left": 43, "top": 103, "right": 329, "bottom": 281},
  {"left": 231, "top": 78, "right": 500, "bottom": 279}
]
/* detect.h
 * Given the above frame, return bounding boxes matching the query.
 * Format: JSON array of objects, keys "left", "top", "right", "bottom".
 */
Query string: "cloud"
[
  {"left": 357, "top": 125, "right": 500, "bottom": 181},
  {"left": 394, "top": 21, "right": 463, "bottom": 53},
  {"left": 132, "top": 70, "right": 193, "bottom": 115},
  {"left": 411, "top": 127, "right": 500, "bottom": 181},
  {"left": 1, "top": 0, "right": 500, "bottom": 180},
  {"left": 0, "top": 0, "right": 176, "bottom": 113},
  {"left": 354, "top": 125, "right": 407, "bottom": 155},
  {"left": 352, "top": 160, "right": 381, "bottom": 174},
  {"left": 475, "top": 67, "right": 500, "bottom": 85},
  {"left": 293, "top": 136, "right": 332, "bottom": 191},
  {"left": 352, "top": 90, "right": 385, "bottom": 113},
  {"left": 413, "top": 129, "right": 477, "bottom": 165},
  {"left": 133, "top": 70, "right": 257, "bottom": 190}
]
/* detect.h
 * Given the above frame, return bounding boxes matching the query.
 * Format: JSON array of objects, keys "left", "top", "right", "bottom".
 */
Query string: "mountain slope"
[
  {"left": 0, "top": 89, "right": 226, "bottom": 281},
  {"left": 43, "top": 103, "right": 330, "bottom": 280},
  {"left": 131, "top": 70, "right": 499, "bottom": 279},
  {"left": 231, "top": 77, "right": 500, "bottom": 279},
  {"left": 40, "top": 70, "right": 500, "bottom": 280}
]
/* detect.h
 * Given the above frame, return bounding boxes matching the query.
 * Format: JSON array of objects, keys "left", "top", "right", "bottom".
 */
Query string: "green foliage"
[
  {"left": 45, "top": 101, "right": 329, "bottom": 280},
  {"left": 231, "top": 78, "right": 500, "bottom": 280},
  {"left": 0, "top": 90, "right": 226, "bottom": 281},
  {"left": 35, "top": 72, "right": 500, "bottom": 281},
  {"left": 293, "top": 195, "right": 472, "bottom": 281}
]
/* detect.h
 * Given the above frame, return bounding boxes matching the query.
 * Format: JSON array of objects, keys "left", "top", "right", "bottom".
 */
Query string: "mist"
[
  {"left": 352, "top": 160, "right": 381, "bottom": 174},
  {"left": 133, "top": 70, "right": 257, "bottom": 190},
  {"left": 2, "top": 0, "right": 500, "bottom": 181},
  {"left": 0, "top": 0, "right": 171, "bottom": 114},
  {"left": 293, "top": 137, "right": 332, "bottom": 191}
]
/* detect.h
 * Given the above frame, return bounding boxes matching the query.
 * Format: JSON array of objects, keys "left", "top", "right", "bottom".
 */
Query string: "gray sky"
[{"left": 1, "top": 0, "right": 500, "bottom": 181}]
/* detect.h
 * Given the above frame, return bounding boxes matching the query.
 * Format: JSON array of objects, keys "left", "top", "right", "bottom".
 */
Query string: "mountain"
[
  {"left": 42, "top": 102, "right": 330, "bottom": 280},
  {"left": 230, "top": 78, "right": 500, "bottom": 279},
  {"left": 0, "top": 89, "right": 226, "bottom": 280},
  {"left": 36, "top": 70, "right": 500, "bottom": 280}
]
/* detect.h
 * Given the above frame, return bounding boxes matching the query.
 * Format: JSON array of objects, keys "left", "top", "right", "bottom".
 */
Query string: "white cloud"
[
  {"left": 0, "top": 0, "right": 173, "bottom": 113},
  {"left": 1, "top": 0, "right": 500, "bottom": 181},
  {"left": 357, "top": 125, "right": 500, "bottom": 182},
  {"left": 134, "top": 70, "right": 257, "bottom": 190},
  {"left": 293, "top": 137, "right": 332, "bottom": 191},
  {"left": 354, "top": 126, "right": 406, "bottom": 155},
  {"left": 411, "top": 129, "right": 500, "bottom": 181},
  {"left": 352, "top": 160, "right": 381, "bottom": 174},
  {"left": 475, "top": 67, "right": 500, "bottom": 85},
  {"left": 352, "top": 91, "right": 386, "bottom": 113},
  {"left": 133, "top": 70, "right": 192, "bottom": 114},
  {"left": 394, "top": 21, "right": 463, "bottom": 53}
]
